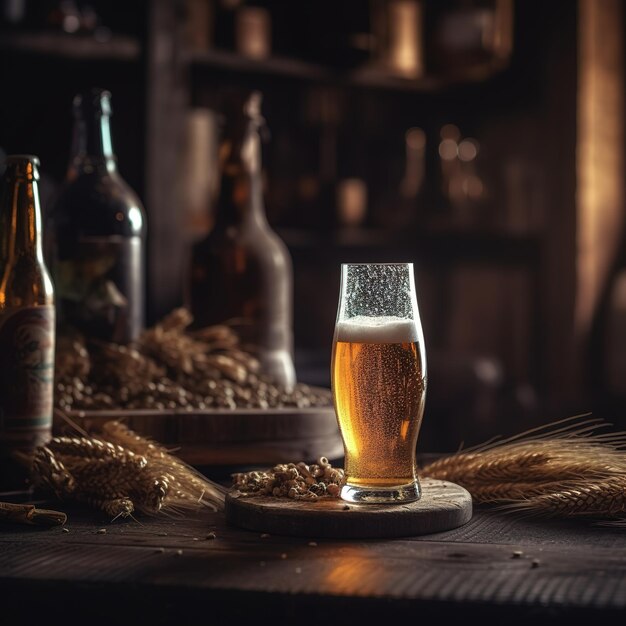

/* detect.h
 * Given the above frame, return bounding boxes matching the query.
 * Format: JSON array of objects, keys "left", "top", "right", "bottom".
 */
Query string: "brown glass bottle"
[
  {"left": 188, "top": 92, "right": 296, "bottom": 388},
  {"left": 0, "top": 155, "right": 55, "bottom": 488},
  {"left": 50, "top": 88, "right": 146, "bottom": 344}
]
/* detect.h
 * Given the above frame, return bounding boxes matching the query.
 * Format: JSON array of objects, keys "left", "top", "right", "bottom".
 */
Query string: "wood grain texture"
[
  {"left": 1, "top": 502, "right": 625, "bottom": 626},
  {"left": 68, "top": 406, "right": 343, "bottom": 465},
  {"left": 225, "top": 477, "right": 472, "bottom": 538}
]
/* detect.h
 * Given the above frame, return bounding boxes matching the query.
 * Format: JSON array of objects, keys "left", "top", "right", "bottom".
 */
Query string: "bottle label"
[
  {"left": 56, "top": 235, "right": 144, "bottom": 343},
  {"left": 0, "top": 305, "right": 55, "bottom": 447}
]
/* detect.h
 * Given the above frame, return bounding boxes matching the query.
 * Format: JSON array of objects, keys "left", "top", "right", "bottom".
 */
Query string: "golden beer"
[{"left": 332, "top": 316, "right": 426, "bottom": 493}]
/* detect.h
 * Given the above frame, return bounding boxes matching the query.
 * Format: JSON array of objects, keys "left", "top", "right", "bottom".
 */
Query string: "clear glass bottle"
[
  {"left": 188, "top": 92, "right": 296, "bottom": 388},
  {"left": 0, "top": 155, "right": 55, "bottom": 486},
  {"left": 50, "top": 88, "right": 146, "bottom": 344}
]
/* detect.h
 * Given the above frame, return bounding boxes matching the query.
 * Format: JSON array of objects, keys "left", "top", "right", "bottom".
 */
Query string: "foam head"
[{"left": 335, "top": 315, "right": 419, "bottom": 343}]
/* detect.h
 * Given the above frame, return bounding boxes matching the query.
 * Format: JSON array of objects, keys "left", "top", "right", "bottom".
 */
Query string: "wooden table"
[{"left": 1, "top": 492, "right": 625, "bottom": 626}]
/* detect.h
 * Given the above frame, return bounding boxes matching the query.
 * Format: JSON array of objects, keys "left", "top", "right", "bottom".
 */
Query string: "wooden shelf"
[
  {"left": 0, "top": 31, "right": 141, "bottom": 61},
  {"left": 187, "top": 48, "right": 504, "bottom": 93},
  {"left": 0, "top": 32, "right": 503, "bottom": 91},
  {"left": 187, "top": 48, "right": 331, "bottom": 82}
]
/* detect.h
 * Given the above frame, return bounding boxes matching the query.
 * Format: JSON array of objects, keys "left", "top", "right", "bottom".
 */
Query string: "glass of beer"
[{"left": 331, "top": 263, "right": 426, "bottom": 503}]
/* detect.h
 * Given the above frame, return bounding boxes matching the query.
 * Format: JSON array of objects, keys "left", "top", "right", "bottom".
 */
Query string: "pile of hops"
[
  {"left": 232, "top": 457, "right": 345, "bottom": 499},
  {"left": 55, "top": 308, "right": 332, "bottom": 412}
]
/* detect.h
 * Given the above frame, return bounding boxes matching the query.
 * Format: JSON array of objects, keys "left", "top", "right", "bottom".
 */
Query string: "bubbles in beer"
[{"left": 332, "top": 315, "right": 426, "bottom": 489}]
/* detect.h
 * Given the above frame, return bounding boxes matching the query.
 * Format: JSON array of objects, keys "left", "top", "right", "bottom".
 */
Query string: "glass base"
[{"left": 340, "top": 480, "right": 421, "bottom": 504}]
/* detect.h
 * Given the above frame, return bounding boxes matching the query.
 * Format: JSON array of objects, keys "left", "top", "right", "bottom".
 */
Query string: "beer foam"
[{"left": 335, "top": 315, "right": 420, "bottom": 343}]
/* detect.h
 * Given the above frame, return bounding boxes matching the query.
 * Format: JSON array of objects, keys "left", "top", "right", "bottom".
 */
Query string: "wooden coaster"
[{"left": 225, "top": 477, "right": 472, "bottom": 538}]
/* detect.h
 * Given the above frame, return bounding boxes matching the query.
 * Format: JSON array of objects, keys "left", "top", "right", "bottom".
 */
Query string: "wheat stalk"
[
  {"left": 421, "top": 414, "right": 626, "bottom": 520},
  {"left": 463, "top": 480, "right": 581, "bottom": 502},
  {"left": 31, "top": 418, "right": 227, "bottom": 520},
  {"left": 47, "top": 436, "right": 145, "bottom": 465},
  {"left": 100, "top": 420, "right": 223, "bottom": 502},
  {"left": 498, "top": 477, "right": 626, "bottom": 518}
]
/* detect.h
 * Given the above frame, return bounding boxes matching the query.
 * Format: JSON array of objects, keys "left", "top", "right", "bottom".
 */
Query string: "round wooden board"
[{"left": 225, "top": 477, "right": 472, "bottom": 538}]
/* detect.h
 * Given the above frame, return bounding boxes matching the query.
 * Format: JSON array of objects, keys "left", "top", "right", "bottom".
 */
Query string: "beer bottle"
[
  {"left": 0, "top": 155, "right": 55, "bottom": 487},
  {"left": 188, "top": 92, "right": 296, "bottom": 388},
  {"left": 50, "top": 88, "right": 146, "bottom": 344}
]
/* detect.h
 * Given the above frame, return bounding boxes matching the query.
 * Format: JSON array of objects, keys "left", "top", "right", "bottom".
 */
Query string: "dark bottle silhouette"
[
  {"left": 50, "top": 88, "right": 146, "bottom": 344},
  {"left": 188, "top": 92, "right": 296, "bottom": 388},
  {"left": 588, "top": 225, "right": 626, "bottom": 429}
]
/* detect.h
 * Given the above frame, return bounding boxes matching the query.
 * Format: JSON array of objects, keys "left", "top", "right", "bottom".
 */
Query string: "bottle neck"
[
  {"left": 213, "top": 128, "right": 268, "bottom": 229},
  {"left": 68, "top": 112, "right": 117, "bottom": 176},
  {"left": 0, "top": 166, "right": 45, "bottom": 267}
]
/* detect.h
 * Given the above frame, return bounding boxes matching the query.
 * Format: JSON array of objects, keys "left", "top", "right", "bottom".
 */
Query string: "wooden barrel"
[{"left": 67, "top": 407, "right": 344, "bottom": 468}]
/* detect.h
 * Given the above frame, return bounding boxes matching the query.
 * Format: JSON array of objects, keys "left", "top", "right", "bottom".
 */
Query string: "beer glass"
[{"left": 331, "top": 263, "right": 426, "bottom": 503}]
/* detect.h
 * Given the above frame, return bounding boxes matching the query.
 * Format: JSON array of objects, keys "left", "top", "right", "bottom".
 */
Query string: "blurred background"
[{"left": 1, "top": 0, "right": 626, "bottom": 451}]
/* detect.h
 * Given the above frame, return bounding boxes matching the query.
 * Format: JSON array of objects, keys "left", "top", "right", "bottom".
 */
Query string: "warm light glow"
[
  {"left": 438, "top": 138, "right": 458, "bottom": 161},
  {"left": 405, "top": 127, "right": 426, "bottom": 150},
  {"left": 458, "top": 138, "right": 479, "bottom": 162},
  {"left": 577, "top": 0, "right": 624, "bottom": 337},
  {"left": 462, "top": 176, "right": 483, "bottom": 200},
  {"left": 337, "top": 178, "right": 367, "bottom": 227},
  {"left": 236, "top": 7, "right": 271, "bottom": 60},
  {"left": 63, "top": 14, "right": 80, "bottom": 34},
  {"left": 387, "top": 0, "right": 423, "bottom": 78},
  {"left": 323, "top": 553, "right": 392, "bottom": 593},
  {"left": 440, "top": 124, "right": 461, "bottom": 141}
]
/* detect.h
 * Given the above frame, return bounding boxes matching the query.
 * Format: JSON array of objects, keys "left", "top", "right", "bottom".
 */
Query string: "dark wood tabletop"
[{"left": 1, "top": 491, "right": 625, "bottom": 626}]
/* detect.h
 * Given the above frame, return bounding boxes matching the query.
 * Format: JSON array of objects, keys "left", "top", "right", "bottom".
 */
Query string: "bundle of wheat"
[
  {"left": 31, "top": 419, "right": 226, "bottom": 520},
  {"left": 421, "top": 414, "right": 626, "bottom": 522}
]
